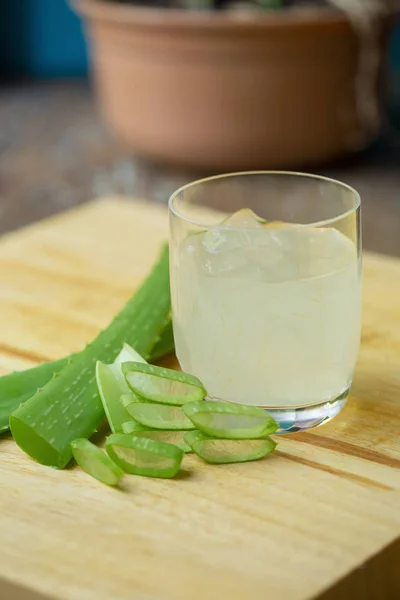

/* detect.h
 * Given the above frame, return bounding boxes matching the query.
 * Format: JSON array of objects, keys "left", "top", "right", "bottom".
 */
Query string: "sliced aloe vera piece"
[
  {"left": 127, "top": 403, "right": 195, "bottom": 430},
  {"left": 184, "top": 430, "right": 277, "bottom": 464},
  {"left": 105, "top": 433, "right": 184, "bottom": 478},
  {"left": 71, "top": 438, "right": 124, "bottom": 486},
  {"left": 126, "top": 429, "right": 192, "bottom": 453},
  {"left": 96, "top": 345, "right": 147, "bottom": 433},
  {"left": 96, "top": 362, "right": 132, "bottom": 434},
  {"left": 123, "top": 362, "right": 206, "bottom": 406},
  {"left": 122, "top": 420, "right": 150, "bottom": 434},
  {"left": 120, "top": 393, "right": 144, "bottom": 408},
  {"left": 183, "top": 401, "right": 278, "bottom": 439},
  {"left": 109, "top": 344, "right": 145, "bottom": 404},
  {"left": 112, "top": 343, "right": 147, "bottom": 377}
]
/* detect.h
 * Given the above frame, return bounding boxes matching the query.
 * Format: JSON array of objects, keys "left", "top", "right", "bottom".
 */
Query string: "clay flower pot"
[{"left": 75, "top": 0, "right": 387, "bottom": 170}]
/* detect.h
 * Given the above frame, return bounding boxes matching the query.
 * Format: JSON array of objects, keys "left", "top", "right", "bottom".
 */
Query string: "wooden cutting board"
[{"left": 0, "top": 198, "right": 399, "bottom": 600}]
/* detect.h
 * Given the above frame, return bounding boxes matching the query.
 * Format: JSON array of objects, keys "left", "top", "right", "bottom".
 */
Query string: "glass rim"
[{"left": 168, "top": 171, "right": 361, "bottom": 230}]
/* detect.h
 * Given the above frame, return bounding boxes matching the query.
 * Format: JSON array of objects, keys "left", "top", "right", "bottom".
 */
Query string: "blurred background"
[{"left": 0, "top": 0, "right": 399, "bottom": 254}]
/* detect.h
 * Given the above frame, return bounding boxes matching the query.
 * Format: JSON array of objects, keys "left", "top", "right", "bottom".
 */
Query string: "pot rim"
[{"left": 74, "top": 0, "right": 355, "bottom": 31}]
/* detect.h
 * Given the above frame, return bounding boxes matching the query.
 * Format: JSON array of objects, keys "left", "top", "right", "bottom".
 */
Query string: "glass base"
[{"left": 263, "top": 388, "right": 350, "bottom": 434}]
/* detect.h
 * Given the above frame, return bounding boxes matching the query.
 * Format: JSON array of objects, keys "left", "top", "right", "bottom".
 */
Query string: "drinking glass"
[{"left": 169, "top": 172, "right": 361, "bottom": 433}]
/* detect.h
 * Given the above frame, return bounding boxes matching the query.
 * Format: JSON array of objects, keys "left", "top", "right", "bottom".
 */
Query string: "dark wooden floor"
[{"left": 1, "top": 79, "right": 399, "bottom": 256}]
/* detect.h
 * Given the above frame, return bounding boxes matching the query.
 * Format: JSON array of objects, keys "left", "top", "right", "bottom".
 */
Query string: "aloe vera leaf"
[
  {"left": 149, "top": 320, "right": 174, "bottom": 360},
  {"left": 105, "top": 433, "right": 184, "bottom": 478},
  {"left": 0, "top": 356, "right": 69, "bottom": 433},
  {"left": 0, "top": 320, "right": 173, "bottom": 435},
  {"left": 182, "top": 401, "right": 279, "bottom": 439},
  {"left": 0, "top": 390, "right": 36, "bottom": 435},
  {"left": 71, "top": 438, "right": 124, "bottom": 486},
  {"left": 184, "top": 430, "right": 277, "bottom": 464},
  {"left": 123, "top": 362, "right": 206, "bottom": 406},
  {"left": 10, "top": 246, "right": 171, "bottom": 468}
]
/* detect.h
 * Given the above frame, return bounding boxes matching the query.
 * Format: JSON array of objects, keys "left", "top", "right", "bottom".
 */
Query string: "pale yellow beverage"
[{"left": 171, "top": 210, "right": 361, "bottom": 409}]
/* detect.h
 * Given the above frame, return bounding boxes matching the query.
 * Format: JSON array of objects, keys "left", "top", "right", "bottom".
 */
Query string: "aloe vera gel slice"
[
  {"left": 96, "top": 345, "right": 147, "bottom": 433},
  {"left": 96, "top": 362, "right": 133, "bottom": 434},
  {"left": 122, "top": 420, "right": 149, "bottom": 434},
  {"left": 184, "top": 430, "right": 276, "bottom": 464},
  {"left": 108, "top": 344, "right": 146, "bottom": 407},
  {"left": 127, "top": 403, "right": 195, "bottom": 430},
  {"left": 120, "top": 393, "right": 143, "bottom": 408},
  {"left": 112, "top": 343, "right": 147, "bottom": 375},
  {"left": 125, "top": 429, "right": 192, "bottom": 453},
  {"left": 123, "top": 362, "right": 206, "bottom": 406},
  {"left": 183, "top": 402, "right": 278, "bottom": 439},
  {"left": 106, "top": 433, "right": 184, "bottom": 478},
  {"left": 71, "top": 438, "right": 124, "bottom": 486}
]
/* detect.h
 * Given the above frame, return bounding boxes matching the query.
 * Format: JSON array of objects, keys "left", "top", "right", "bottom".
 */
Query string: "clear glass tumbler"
[{"left": 169, "top": 172, "right": 361, "bottom": 433}]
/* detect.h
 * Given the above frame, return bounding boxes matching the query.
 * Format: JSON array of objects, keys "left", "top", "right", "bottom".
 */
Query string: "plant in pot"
[{"left": 74, "top": 0, "right": 395, "bottom": 170}]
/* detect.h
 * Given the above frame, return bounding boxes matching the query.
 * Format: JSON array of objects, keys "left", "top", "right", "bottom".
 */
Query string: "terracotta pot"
[{"left": 75, "top": 0, "right": 388, "bottom": 170}]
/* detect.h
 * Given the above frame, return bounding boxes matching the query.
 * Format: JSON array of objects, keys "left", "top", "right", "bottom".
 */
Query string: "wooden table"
[
  {"left": 1, "top": 80, "right": 400, "bottom": 256},
  {"left": 0, "top": 198, "right": 399, "bottom": 600}
]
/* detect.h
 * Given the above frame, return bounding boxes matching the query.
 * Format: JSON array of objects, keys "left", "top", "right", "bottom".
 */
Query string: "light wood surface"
[{"left": 0, "top": 198, "right": 399, "bottom": 600}]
